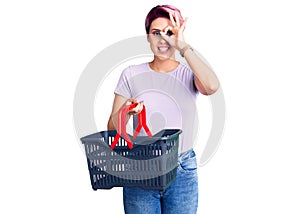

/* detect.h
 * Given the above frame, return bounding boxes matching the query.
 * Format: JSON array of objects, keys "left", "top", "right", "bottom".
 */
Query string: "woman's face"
[{"left": 148, "top": 17, "right": 176, "bottom": 60}]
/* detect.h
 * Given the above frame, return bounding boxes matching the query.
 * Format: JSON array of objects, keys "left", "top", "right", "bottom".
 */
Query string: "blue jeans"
[{"left": 123, "top": 150, "right": 198, "bottom": 214}]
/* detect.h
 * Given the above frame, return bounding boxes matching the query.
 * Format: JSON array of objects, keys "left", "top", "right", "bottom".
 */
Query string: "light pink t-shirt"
[{"left": 114, "top": 62, "right": 199, "bottom": 153}]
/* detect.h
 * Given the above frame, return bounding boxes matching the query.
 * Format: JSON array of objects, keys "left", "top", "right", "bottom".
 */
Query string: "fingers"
[
  {"left": 126, "top": 98, "right": 143, "bottom": 115},
  {"left": 169, "top": 12, "right": 176, "bottom": 27},
  {"left": 161, "top": 26, "right": 173, "bottom": 39},
  {"left": 175, "top": 13, "right": 181, "bottom": 28},
  {"left": 169, "top": 12, "right": 181, "bottom": 28},
  {"left": 166, "top": 12, "right": 186, "bottom": 38},
  {"left": 131, "top": 102, "right": 143, "bottom": 114},
  {"left": 180, "top": 17, "right": 188, "bottom": 32},
  {"left": 160, "top": 29, "right": 176, "bottom": 47},
  {"left": 126, "top": 98, "right": 137, "bottom": 105},
  {"left": 161, "top": 14, "right": 188, "bottom": 49}
]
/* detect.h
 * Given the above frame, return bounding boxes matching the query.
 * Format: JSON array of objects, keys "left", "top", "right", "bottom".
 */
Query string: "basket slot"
[
  {"left": 108, "top": 135, "right": 128, "bottom": 148},
  {"left": 108, "top": 136, "right": 112, "bottom": 146},
  {"left": 122, "top": 138, "right": 127, "bottom": 147}
]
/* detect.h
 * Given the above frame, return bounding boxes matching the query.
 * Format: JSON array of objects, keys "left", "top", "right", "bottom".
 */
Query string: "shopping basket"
[{"left": 80, "top": 102, "right": 182, "bottom": 190}]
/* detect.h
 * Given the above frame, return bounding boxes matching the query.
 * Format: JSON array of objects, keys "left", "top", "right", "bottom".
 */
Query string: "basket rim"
[{"left": 80, "top": 129, "right": 182, "bottom": 142}]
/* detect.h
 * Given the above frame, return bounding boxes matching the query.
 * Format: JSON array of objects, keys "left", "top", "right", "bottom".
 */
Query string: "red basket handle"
[{"left": 110, "top": 102, "right": 152, "bottom": 150}]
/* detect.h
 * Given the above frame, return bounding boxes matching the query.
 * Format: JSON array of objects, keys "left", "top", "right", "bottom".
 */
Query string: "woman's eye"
[
  {"left": 166, "top": 30, "right": 174, "bottom": 36},
  {"left": 153, "top": 31, "right": 161, "bottom": 36}
]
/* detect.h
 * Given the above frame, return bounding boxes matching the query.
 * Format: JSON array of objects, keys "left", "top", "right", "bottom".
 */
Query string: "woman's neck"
[{"left": 149, "top": 58, "right": 179, "bottom": 73}]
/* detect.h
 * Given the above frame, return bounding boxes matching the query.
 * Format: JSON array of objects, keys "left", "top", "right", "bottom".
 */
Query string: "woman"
[{"left": 107, "top": 5, "right": 220, "bottom": 214}]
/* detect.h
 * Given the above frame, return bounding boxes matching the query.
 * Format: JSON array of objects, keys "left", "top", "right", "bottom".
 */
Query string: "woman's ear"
[{"left": 146, "top": 34, "right": 150, "bottom": 42}]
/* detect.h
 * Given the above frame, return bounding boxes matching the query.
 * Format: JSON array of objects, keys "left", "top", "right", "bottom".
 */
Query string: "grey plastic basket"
[{"left": 81, "top": 129, "right": 181, "bottom": 190}]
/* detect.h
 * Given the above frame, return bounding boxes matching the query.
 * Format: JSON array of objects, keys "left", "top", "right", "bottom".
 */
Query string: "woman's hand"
[
  {"left": 161, "top": 12, "right": 188, "bottom": 50},
  {"left": 107, "top": 96, "right": 144, "bottom": 130},
  {"left": 126, "top": 98, "right": 144, "bottom": 115}
]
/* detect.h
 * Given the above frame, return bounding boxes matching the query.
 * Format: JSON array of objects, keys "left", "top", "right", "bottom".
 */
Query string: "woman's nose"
[{"left": 159, "top": 37, "right": 167, "bottom": 44}]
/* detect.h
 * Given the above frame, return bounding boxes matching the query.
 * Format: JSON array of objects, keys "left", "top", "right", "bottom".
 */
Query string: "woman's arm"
[
  {"left": 107, "top": 94, "right": 127, "bottom": 130},
  {"left": 161, "top": 13, "right": 220, "bottom": 95},
  {"left": 181, "top": 46, "right": 220, "bottom": 95}
]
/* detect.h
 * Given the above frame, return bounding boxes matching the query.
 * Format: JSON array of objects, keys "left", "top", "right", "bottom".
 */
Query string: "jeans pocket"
[{"left": 178, "top": 155, "right": 197, "bottom": 173}]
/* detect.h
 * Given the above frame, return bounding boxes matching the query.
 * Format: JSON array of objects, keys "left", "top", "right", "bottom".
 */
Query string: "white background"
[{"left": 1, "top": 0, "right": 300, "bottom": 213}]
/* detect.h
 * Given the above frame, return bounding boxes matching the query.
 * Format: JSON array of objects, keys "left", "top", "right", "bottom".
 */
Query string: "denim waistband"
[{"left": 178, "top": 149, "right": 195, "bottom": 162}]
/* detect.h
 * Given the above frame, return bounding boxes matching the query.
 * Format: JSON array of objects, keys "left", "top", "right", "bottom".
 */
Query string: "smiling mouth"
[{"left": 158, "top": 46, "right": 169, "bottom": 53}]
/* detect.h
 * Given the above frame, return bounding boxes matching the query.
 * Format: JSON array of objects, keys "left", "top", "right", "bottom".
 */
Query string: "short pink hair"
[{"left": 145, "top": 5, "right": 184, "bottom": 34}]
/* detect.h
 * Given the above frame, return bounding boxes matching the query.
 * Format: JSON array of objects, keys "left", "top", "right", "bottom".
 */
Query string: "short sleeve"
[
  {"left": 179, "top": 64, "right": 199, "bottom": 97},
  {"left": 192, "top": 74, "right": 200, "bottom": 95},
  {"left": 114, "top": 66, "right": 132, "bottom": 98}
]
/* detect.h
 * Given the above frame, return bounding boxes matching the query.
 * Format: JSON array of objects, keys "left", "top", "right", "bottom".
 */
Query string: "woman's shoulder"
[
  {"left": 178, "top": 62, "right": 192, "bottom": 72},
  {"left": 129, "top": 62, "right": 148, "bottom": 70},
  {"left": 121, "top": 62, "right": 149, "bottom": 75},
  {"left": 174, "top": 62, "right": 193, "bottom": 77}
]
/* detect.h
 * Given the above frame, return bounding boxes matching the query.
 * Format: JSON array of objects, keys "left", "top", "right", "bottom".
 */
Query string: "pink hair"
[{"left": 145, "top": 5, "right": 183, "bottom": 34}]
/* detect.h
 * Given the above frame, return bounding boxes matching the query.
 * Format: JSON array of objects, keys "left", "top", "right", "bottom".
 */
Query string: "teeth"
[{"left": 158, "top": 47, "right": 169, "bottom": 52}]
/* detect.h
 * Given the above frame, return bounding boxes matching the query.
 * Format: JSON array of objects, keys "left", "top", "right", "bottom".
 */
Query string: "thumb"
[{"left": 161, "top": 30, "right": 175, "bottom": 45}]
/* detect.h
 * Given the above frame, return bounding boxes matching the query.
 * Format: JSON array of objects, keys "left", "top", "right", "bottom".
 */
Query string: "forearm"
[
  {"left": 180, "top": 44, "right": 220, "bottom": 95},
  {"left": 107, "top": 115, "right": 116, "bottom": 130},
  {"left": 107, "top": 113, "right": 131, "bottom": 130}
]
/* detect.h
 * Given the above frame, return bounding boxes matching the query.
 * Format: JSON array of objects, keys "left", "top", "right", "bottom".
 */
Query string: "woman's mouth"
[{"left": 158, "top": 46, "right": 169, "bottom": 53}]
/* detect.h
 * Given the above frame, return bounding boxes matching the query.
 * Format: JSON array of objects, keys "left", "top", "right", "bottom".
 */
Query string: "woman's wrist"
[
  {"left": 179, "top": 44, "right": 193, "bottom": 57},
  {"left": 176, "top": 41, "right": 188, "bottom": 50}
]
